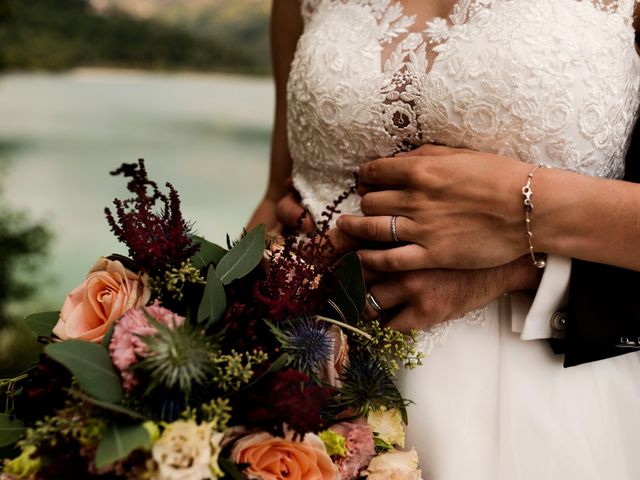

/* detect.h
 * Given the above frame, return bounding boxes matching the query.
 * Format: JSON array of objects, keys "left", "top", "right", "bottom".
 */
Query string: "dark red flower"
[
  {"left": 244, "top": 369, "right": 334, "bottom": 436},
  {"left": 104, "top": 159, "right": 197, "bottom": 274}
]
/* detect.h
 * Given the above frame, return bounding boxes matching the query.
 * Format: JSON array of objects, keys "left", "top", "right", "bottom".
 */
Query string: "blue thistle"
[{"left": 268, "top": 317, "right": 333, "bottom": 378}]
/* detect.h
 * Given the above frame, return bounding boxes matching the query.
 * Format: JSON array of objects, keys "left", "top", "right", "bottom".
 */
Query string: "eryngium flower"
[
  {"left": 332, "top": 350, "right": 409, "bottom": 419},
  {"left": 135, "top": 318, "right": 211, "bottom": 398},
  {"left": 269, "top": 317, "right": 333, "bottom": 378}
]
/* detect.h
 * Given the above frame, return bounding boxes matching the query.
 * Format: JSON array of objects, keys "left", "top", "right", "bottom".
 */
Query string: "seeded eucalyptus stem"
[
  {"left": 315, "top": 315, "right": 373, "bottom": 341},
  {"left": 1, "top": 373, "right": 28, "bottom": 414}
]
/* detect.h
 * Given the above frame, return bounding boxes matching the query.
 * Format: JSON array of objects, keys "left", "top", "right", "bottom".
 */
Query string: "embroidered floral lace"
[{"left": 288, "top": 0, "right": 640, "bottom": 352}]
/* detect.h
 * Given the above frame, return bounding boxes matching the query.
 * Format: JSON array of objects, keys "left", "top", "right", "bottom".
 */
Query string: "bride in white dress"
[{"left": 250, "top": 0, "right": 640, "bottom": 478}]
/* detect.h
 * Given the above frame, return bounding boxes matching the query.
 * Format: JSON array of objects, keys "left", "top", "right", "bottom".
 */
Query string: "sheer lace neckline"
[{"left": 378, "top": 0, "right": 486, "bottom": 74}]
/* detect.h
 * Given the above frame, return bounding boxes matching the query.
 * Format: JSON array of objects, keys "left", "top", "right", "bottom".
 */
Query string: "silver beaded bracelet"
[{"left": 522, "top": 164, "right": 550, "bottom": 269}]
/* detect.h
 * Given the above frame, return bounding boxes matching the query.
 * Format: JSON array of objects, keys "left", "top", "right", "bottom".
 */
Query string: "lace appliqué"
[
  {"left": 290, "top": 0, "right": 640, "bottom": 353},
  {"left": 415, "top": 307, "right": 488, "bottom": 355}
]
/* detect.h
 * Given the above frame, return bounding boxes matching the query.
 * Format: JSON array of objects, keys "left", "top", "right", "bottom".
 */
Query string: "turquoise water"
[{"left": 0, "top": 70, "right": 273, "bottom": 308}]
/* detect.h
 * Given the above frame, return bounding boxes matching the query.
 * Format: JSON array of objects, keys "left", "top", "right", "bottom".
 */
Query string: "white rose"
[
  {"left": 365, "top": 449, "right": 422, "bottom": 480},
  {"left": 151, "top": 420, "right": 223, "bottom": 480}
]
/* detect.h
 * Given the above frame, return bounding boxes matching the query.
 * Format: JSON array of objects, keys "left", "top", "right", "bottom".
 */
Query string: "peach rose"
[
  {"left": 232, "top": 431, "right": 339, "bottom": 480},
  {"left": 52, "top": 257, "right": 151, "bottom": 343}
]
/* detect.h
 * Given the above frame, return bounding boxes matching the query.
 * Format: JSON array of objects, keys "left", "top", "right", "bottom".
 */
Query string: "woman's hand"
[
  {"left": 363, "top": 256, "right": 542, "bottom": 333},
  {"left": 336, "top": 144, "right": 535, "bottom": 272},
  {"left": 248, "top": 179, "right": 315, "bottom": 233}
]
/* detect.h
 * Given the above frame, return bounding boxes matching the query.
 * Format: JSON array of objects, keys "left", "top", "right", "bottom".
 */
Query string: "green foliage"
[
  {"left": 94, "top": 423, "right": 151, "bottom": 469},
  {"left": 185, "top": 398, "right": 232, "bottom": 431},
  {"left": 0, "top": 413, "right": 25, "bottom": 448},
  {"left": 216, "top": 224, "right": 266, "bottom": 285},
  {"left": 190, "top": 236, "right": 227, "bottom": 270},
  {"left": 23, "top": 311, "right": 59, "bottom": 337},
  {"left": 0, "top": 0, "right": 267, "bottom": 73},
  {"left": 210, "top": 350, "right": 268, "bottom": 392},
  {"left": 45, "top": 340, "right": 124, "bottom": 404},
  {"left": 17, "top": 404, "right": 106, "bottom": 450},
  {"left": 198, "top": 264, "right": 227, "bottom": 326},
  {"left": 358, "top": 319, "right": 425, "bottom": 374},
  {"left": 151, "top": 259, "right": 206, "bottom": 302},
  {"left": 332, "top": 350, "right": 409, "bottom": 421}
]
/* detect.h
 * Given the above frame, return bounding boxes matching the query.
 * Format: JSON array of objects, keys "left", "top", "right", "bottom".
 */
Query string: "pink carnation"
[
  {"left": 331, "top": 422, "right": 376, "bottom": 479},
  {"left": 108, "top": 301, "right": 184, "bottom": 391}
]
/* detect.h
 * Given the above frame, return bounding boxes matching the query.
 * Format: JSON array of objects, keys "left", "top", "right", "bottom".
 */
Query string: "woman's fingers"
[
  {"left": 395, "top": 144, "right": 456, "bottom": 157},
  {"left": 359, "top": 190, "right": 416, "bottom": 216},
  {"left": 358, "top": 157, "right": 421, "bottom": 187},
  {"left": 337, "top": 214, "right": 419, "bottom": 243},
  {"left": 276, "top": 192, "right": 315, "bottom": 232},
  {"left": 328, "top": 228, "right": 362, "bottom": 252},
  {"left": 358, "top": 243, "right": 431, "bottom": 272}
]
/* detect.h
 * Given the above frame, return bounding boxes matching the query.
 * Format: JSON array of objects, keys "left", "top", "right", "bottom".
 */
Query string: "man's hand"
[{"left": 363, "top": 256, "right": 542, "bottom": 333}]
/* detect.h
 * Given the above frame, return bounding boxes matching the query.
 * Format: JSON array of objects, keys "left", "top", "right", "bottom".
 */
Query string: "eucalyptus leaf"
[
  {"left": 216, "top": 224, "right": 265, "bottom": 285},
  {"left": 0, "top": 414, "right": 24, "bottom": 448},
  {"left": 329, "top": 282, "right": 360, "bottom": 325},
  {"left": 197, "top": 265, "right": 227, "bottom": 326},
  {"left": 102, "top": 322, "right": 116, "bottom": 349},
  {"left": 45, "top": 340, "right": 123, "bottom": 404},
  {"left": 67, "top": 389, "right": 148, "bottom": 421},
  {"left": 335, "top": 253, "right": 366, "bottom": 314},
  {"left": 95, "top": 423, "right": 151, "bottom": 469},
  {"left": 191, "top": 235, "right": 227, "bottom": 270},
  {"left": 219, "top": 457, "right": 247, "bottom": 480},
  {"left": 23, "top": 311, "right": 60, "bottom": 337}
]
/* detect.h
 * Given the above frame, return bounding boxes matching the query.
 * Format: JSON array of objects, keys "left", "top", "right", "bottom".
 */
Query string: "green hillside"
[{"left": 0, "top": 0, "right": 271, "bottom": 73}]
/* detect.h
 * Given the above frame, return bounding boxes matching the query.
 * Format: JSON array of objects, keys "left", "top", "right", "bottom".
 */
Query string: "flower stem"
[{"left": 315, "top": 315, "right": 373, "bottom": 340}]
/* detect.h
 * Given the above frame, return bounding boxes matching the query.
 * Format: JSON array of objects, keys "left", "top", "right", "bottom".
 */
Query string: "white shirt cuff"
[{"left": 510, "top": 255, "right": 572, "bottom": 340}]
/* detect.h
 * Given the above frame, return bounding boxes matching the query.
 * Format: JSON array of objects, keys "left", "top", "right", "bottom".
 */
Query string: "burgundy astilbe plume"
[
  {"left": 105, "top": 159, "right": 197, "bottom": 274},
  {"left": 253, "top": 185, "right": 357, "bottom": 319}
]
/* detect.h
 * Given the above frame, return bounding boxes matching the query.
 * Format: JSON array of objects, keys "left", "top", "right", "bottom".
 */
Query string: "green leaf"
[
  {"left": 102, "top": 322, "right": 116, "bottom": 349},
  {"left": 95, "top": 423, "right": 151, "bottom": 469},
  {"left": 190, "top": 235, "right": 227, "bottom": 270},
  {"left": 197, "top": 265, "right": 227, "bottom": 326},
  {"left": 67, "top": 389, "right": 148, "bottom": 421},
  {"left": 219, "top": 457, "right": 247, "bottom": 480},
  {"left": 216, "top": 224, "right": 265, "bottom": 285},
  {"left": 327, "top": 253, "right": 366, "bottom": 325},
  {"left": 0, "top": 414, "right": 24, "bottom": 448},
  {"left": 45, "top": 340, "right": 123, "bottom": 404},
  {"left": 23, "top": 311, "right": 60, "bottom": 337},
  {"left": 335, "top": 253, "right": 366, "bottom": 314},
  {"left": 329, "top": 282, "right": 360, "bottom": 325}
]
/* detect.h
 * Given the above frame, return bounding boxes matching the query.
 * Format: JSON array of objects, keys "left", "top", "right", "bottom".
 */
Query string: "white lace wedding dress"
[{"left": 287, "top": 0, "right": 640, "bottom": 478}]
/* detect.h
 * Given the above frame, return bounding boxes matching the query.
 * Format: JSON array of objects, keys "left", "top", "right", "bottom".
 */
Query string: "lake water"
[{"left": 0, "top": 70, "right": 273, "bottom": 309}]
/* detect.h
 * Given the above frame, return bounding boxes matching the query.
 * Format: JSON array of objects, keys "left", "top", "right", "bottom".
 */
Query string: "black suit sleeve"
[{"left": 563, "top": 108, "right": 640, "bottom": 367}]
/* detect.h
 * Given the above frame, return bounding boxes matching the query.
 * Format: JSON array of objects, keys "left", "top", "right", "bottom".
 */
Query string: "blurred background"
[{"left": 0, "top": 0, "right": 273, "bottom": 375}]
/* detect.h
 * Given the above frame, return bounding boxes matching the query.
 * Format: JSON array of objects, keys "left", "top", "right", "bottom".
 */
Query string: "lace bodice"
[{"left": 287, "top": 0, "right": 640, "bottom": 350}]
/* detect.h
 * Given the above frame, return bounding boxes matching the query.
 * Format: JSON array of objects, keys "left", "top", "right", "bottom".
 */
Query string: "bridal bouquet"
[{"left": 0, "top": 160, "right": 424, "bottom": 480}]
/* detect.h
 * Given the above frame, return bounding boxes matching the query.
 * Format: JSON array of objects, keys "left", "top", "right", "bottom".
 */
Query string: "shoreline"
[{"left": 0, "top": 66, "right": 272, "bottom": 81}]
